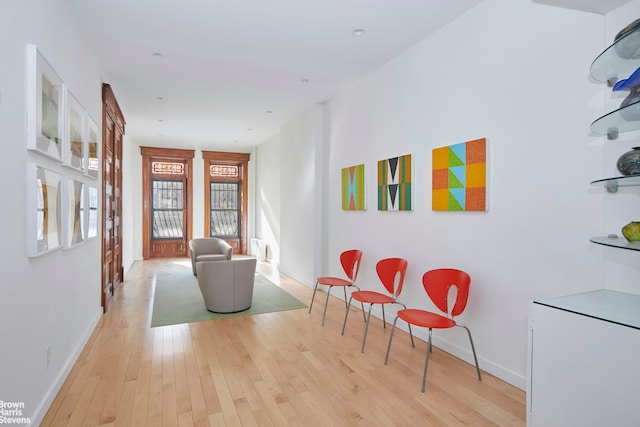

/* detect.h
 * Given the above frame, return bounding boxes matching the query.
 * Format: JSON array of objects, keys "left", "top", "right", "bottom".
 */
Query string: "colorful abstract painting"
[
  {"left": 378, "top": 154, "right": 412, "bottom": 211},
  {"left": 341, "top": 163, "right": 366, "bottom": 210},
  {"left": 432, "top": 138, "right": 487, "bottom": 211}
]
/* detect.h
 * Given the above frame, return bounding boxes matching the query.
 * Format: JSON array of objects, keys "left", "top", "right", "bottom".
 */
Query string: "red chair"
[
  {"left": 341, "top": 257, "right": 414, "bottom": 353},
  {"left": 384, "top": 268, "right": 481, "bottom": 392},
  {"left": 309, "top": 249, "right": 365, "bottom": 326}
]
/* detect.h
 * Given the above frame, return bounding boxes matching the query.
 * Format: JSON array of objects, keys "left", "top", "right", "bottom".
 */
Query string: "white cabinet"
[{"left": 527, "top": 290, "right": 640, "bottom": 426}]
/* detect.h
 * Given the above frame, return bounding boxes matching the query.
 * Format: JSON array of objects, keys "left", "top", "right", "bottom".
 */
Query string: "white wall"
[
  {"left": 277, "top": 105, "right": 325, "bottom": 285},
  {"left": 0, "top": 0, "right": 105, "bottom": 423},
  {"left": 254, "top": 0, "right": 632, "bottom": 390},
  {"left": 255, "top": 134, "right": 282, "bottom": 264},
  {"left": 121, "top": 133, "right": 137, "bottom": 272}
]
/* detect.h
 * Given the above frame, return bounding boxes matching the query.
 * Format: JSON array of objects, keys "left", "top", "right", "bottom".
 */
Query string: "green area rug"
[{"left": 151, "top": 270, "right": 307, "bottom": 327}]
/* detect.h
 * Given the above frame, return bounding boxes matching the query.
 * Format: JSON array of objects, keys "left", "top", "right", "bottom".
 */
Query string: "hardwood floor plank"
[
  {"left": 181, "top": 331, "right": 209, "bottom": 425},
  {"left": 42, "top": 258, "right": 526, "bottom": 426},
  {"left": 113, "top": 379, "right": 136, "bottom": 427},
  {"left": 130, "top": 359, "right": 152, "bottom": 427},
  {"left": 207, "top": 354, "right": 238, "bottom": 421}
]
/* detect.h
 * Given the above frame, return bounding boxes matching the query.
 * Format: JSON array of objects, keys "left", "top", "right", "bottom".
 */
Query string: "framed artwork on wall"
[
  {"left": 432, "top": 137, "right": 488, "bottom": 211},
  {"left": 84, "top": 115, "right": 100, "bottom": 179},
  {"left": 27, "top": 164, "right": 62, "bottom": 257},
  {"left": 63, "top": 90, "right": 86, "bottom": 172},
  {"left": 341, "top": 163, "right": 366, "bottom": 210},
  {"left": 26, "top": 44, "right": 64, "bottom": 161},
  {"left": 87, "top": 185, "right": 98, "bottom": 239},
  {"left": 63, "top": 177, "right": 85, "bottom": 249},
  {"left": 377, "top": 154, "right": 412, "bottom": 211}
]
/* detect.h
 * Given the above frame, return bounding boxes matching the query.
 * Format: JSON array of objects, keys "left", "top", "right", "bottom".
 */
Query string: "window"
[
  {"left": 151, "top": 179, "right": 184, "bottom": 239},
  {"left": 209, "top": 182, "right": 239, "bottom": 237}
]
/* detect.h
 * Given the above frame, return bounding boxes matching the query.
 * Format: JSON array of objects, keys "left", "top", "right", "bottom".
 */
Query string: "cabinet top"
[{"left": 534, "top": 289, "right": 640, "bottom": 329}]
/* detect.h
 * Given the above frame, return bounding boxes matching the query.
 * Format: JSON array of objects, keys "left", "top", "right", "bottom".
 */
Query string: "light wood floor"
[{"left": 42, "top": 258, "right": 525, "bottom": 426}]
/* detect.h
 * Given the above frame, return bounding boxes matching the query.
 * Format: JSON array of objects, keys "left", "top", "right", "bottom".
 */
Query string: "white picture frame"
[
  {"left": 26, "top": 44, "right": 64, "bottom": 161},
  {"left": 84, "top": 115, "right": 100, "bottom": 180},
  {"left": 63, "top": 177, "right": 85, "bottom": 249},
  {"left": 27, "top": 164, "right": 62, "bottom": 257},
  {"left": 87, "top": 185, "right": 98, "bottom": 239},
  {"left": 63, "top": 89, "right": 86, "bottom": 172}
]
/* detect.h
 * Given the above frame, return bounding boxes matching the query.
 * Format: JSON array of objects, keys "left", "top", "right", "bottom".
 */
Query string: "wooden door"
[
  {"left": 141, "top": 147, "right": 194, "bottom": 259},
  {"left": 101, "top": 84, "right": 125, "bottom": 313},
  {"left": 202, "top": 151, "right": 250, "bottom": 254}
]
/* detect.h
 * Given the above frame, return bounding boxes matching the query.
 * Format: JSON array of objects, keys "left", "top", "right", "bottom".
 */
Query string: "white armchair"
[
  {"left": 189, "top": 238, "right": 233, "bottom": 275},
  {"left": 195, "top": 257, "right": 257, "bottom": 313}
]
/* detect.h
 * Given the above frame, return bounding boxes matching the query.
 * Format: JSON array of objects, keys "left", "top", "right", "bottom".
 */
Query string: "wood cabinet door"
[{"left": 101, "top": 84, "right": 125, "bottom": 312}]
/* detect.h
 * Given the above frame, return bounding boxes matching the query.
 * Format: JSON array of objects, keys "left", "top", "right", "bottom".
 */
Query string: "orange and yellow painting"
[{"left": 432, "top": 138, "right": 487, "bottom": 211}]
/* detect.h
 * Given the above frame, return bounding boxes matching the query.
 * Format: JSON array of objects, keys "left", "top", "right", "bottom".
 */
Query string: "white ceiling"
[{"left": 72, "top": 0, "right": 484, "bottom": 151}]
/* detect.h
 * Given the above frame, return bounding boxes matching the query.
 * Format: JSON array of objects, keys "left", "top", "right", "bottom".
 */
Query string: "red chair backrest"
[
  {"left": 376, "top": 258, "right": 408, "bottom": 298},
  {"left": 340, "top": 249, "right": 363, "bottom": 282},
  {"left": 422, "top": 268, "right": 471, "bottom": 317}
]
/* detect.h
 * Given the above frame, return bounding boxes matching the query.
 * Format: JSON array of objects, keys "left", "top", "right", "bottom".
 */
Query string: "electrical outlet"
[{"left": 45, "top": 345, "right": 51, "bottom": 368}]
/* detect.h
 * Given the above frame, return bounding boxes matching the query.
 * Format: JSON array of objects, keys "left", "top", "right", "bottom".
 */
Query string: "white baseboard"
[
  {"left": 29, "top": 307, "right": 103, "bottom": 426},
  {"left": 278, "top": 266, "right": 314, "bottom": 287}
]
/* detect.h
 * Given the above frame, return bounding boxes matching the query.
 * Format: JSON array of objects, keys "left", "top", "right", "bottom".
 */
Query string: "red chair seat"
[
  {"left": 397, "top": 309, "right": 455, "bottom": 329},
  {"left": 316, "top": 277, "right": 352, "bottom": 287},
  {"left": 351, "top": 290, "right": 395, "bottom": 305}
]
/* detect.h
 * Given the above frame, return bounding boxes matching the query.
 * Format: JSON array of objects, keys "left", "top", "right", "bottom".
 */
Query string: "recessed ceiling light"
[
  {"left": 352, "top": 29, "right": 366, "bottom": 37},
  {"left": 158, "top": 119, "right": 164, "bottom": 122},
  {"left": 266, "top": 110, "right": 273, "bottom": 114},
  {"left": 300, "top": 78, "right": 310, "bottom": 84},
  {"left": 152, "top": 52, "right": 164, "bottom": 59},
  {"left": 247, "top": 128, "right": 253, "bottom": 131},
  {"left": 156, "top": 96, "right": 164, "bottom": 101}
]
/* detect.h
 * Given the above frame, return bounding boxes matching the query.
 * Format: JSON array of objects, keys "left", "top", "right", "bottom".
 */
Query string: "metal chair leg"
[
  {"left": 361, "top": 305, "right": 374, "bottom": 353},
  {"left": 381, "top": 305, "right": 386, "bottom": 328},
  {"left": 341, "top": 296, "right": 353, "bottom": 335},
  {"left": 384, "top": 316, "right": 400, "bottom": 365},
  {"left": 460, "top": 325, "right": 482, "bottom": 381},
  {"left": 408, "top": 324, "right": 415, "bottom": 348},
  {"left": 421, "top": 329, "right": 433, "bottom": 393},
  {"left": 321, "top": 286, "right": 333, "bottom": 326},
  {"left": 308, "top": 281, "right": 319, "bottom": 314}
]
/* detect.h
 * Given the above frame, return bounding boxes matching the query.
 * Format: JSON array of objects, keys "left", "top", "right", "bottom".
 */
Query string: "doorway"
[
  {"left": 202, "top": 151, "right": 250, "bottom": 254},
  {"left": 141, "top": 147, "right": 194, "bottom": 258}
]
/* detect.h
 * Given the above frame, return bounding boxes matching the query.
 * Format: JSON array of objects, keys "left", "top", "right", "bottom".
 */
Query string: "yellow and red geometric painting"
[
  {"left": 432, "top": 138, "right": 487, "bottom": 211},
  {"left": 342, "top": 163, "right": 365, "bottom": 210}
]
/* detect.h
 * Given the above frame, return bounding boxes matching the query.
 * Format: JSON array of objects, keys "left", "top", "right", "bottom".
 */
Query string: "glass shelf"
[
  {"left": 590, "top": 99, "right": 640, "bottom": 138},
  {"left": 590, "top": 236, "right": 640, "bottom": 251},
  {"left": 590, "top": 25, "right": 640, "bottom": 85},
  {"left": 535, "top": 290, "right": 640, "bottom": 330},
  {"left": 591, "top": 174, "right": 640, "bottom": 192}
]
